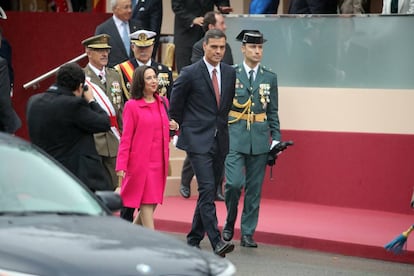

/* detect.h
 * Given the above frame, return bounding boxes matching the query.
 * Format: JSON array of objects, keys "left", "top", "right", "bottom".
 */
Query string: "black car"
[{"left": 0, "top": 133, "right": 236, "bottom": 276}]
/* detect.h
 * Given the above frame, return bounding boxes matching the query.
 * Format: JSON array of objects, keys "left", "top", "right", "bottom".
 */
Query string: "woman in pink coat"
[{"left": 116, "top": 65, "right": 178, "bottom": 229}]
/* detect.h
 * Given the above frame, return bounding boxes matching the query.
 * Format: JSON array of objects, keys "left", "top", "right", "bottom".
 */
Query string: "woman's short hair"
[
  {"left": 56, "top": 63, "right": 85, "bottom": 91},
  {"left": 130, "top": 65, "right": 157, "bottom": 99}
]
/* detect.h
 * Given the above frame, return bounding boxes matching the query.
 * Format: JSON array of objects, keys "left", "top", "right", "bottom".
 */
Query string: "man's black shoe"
[
  {"left": 179, "top": 184, "right": 190, "bottom": 198},
  {"left": 240, "top": 235, "right": 258, "bottom": 248},
  {"left": 187, "top": 242, "right": 200, "bottom": 249},
  {"left": 222, "top": 224, "right": 234, "bottom": 241},
  {"left": 214, "top": 240, "right": 234, "bottom": 257}
]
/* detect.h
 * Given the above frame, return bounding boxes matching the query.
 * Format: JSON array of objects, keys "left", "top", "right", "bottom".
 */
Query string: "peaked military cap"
[
  {"left": 130, "top": 30, "right": 156, "bottom": 47},
  {"left": 236, "top": 30, "right": 267, "bottom": 44},
  {"left": 82, "top": 34, "right": 111, "bottom": 49}
]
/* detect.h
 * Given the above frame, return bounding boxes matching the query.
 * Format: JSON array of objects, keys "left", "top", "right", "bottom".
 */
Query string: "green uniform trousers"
[{"left": 224, "top": 150, "right": 268, "bottom": 236}]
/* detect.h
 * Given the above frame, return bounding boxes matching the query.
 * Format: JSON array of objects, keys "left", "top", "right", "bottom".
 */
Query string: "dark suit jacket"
[
  {"left": 26, "top": 84, "right": 112, "bottom": 191},
  {"left": 172, "top": 0, "right": 228, "bottom": 47},
  {"left": 0, "top": 38, "right": 14, "bottom": 85},
  {"left": 169, "top": 59, "right": 236, "bottom": 155},
  {"left": 191, "top": 38, "right": 233, "bottom": 65},
  {"left": 288, "top": 0, "right": 338, "bottom": 14},
  {"left": 95, "top": 17, "right": 141, "bottom": 67},
  {"left": 132, "top": 0, "right": 162, "bottom": 58},
  {"left": 0, "top": 57, "right": 21, "bottom": 134}
]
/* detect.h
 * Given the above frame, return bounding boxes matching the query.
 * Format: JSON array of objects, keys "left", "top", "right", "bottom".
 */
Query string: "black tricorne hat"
[{"left": 236, "top": 30, "right": 267, "bottom": 44}]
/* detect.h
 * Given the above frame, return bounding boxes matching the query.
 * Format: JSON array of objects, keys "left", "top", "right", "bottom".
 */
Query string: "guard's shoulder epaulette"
[
  {"left": 260, "top": 65, "right": 277, "bottom": 77},
  {"left": 261, "top": 65, "right": 273, "bottom": 73}
]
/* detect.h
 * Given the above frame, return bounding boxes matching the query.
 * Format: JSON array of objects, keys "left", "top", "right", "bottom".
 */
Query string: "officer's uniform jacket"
[
  {"left": 229, "top": 64, "right": 281, "bottom": 155},
  {"left": 84, "top": 65, "right": 124, "bottom": 157}
]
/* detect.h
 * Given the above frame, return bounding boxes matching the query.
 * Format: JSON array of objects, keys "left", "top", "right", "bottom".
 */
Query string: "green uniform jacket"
[
  {"left": 85, "top": 65, "right": 124, "bottom": 157},
  {"left": 229, "top": 64, "right": 281, "bottom": 155}
]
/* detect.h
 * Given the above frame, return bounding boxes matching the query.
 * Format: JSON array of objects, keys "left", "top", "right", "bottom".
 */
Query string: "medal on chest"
[
  {"left": 110, "top": 81, "right": 122, "bottom": 109},
  {"left": 259, "top": 83, "right": 270, "bottom": 110}
]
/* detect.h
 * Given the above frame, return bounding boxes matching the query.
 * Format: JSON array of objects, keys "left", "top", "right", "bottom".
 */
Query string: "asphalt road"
[{"left": 167, "top": 232, "right": 414, "bottom": 276}]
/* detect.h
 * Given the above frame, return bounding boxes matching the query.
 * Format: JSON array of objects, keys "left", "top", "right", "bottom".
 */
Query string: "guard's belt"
[{"left": 229, "top": 110, "right": 266, "bottom": 122}]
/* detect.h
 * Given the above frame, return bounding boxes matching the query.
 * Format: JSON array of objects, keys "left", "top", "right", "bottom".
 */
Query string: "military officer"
[
  {"left": 82, "top": 34, "right": 124, "bottom": 190},
  {"left": 223, "top": 30, "right": 281, "bottom": 248},
  {"left": 115, "top": 29, "right": 173, "bottom": 100}
]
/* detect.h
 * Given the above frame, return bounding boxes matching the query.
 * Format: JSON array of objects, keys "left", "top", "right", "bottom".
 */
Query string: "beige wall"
[
  {"left": 161, "top": 0, "right": 249, "bottom": 35},
  {"left": 280, "top": 87, "right": 414, "bottom": 135}
]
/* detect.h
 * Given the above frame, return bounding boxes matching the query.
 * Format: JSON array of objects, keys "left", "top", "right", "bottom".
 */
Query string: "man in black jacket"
[
  {"left": 0, "top": 56, "right": 20, "bottom": 134},
  {"left": 171, "top": 0, "right": 232, "bottom": 73},
  {"left": 170, "top": 29, "right": 236, "bottom": 257},
  {"left": 27, "top": 63, "right": 112, "bottom": 191},
  {"left": 179, "top": 10, "right": 233, "bottom": 201}
]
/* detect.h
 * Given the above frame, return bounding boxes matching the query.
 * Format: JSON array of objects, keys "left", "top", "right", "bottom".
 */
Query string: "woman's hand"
[
  {"left": 116, "top": 170, "right": 125, "bottom": 178},
  {"left": 169, "top": 119, "right": 179, "bottom": 131}
]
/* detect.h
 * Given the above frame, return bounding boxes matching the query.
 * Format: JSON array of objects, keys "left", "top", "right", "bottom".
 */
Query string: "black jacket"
[
  {"left": 0, "top": 57, "right": 20, "bottom": 134},
  {"left": 27, "top": 85, "right": 112, "bottom": 191}
]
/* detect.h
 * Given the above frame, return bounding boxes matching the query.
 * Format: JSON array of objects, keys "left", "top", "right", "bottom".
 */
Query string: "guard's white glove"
[
  {"left": 172, "top": 135, "right": 179, "bottom": 147},
  {"left": 270, "top": 140, "right": 279, "bottom": 150}
]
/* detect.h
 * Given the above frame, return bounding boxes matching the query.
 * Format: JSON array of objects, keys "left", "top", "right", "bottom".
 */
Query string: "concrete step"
[
  {"left": 167, "top": 143, "right": 198, "bottom": 197},
  {"left": 164, "top": 176, "right": 198, "bottom": 197}
]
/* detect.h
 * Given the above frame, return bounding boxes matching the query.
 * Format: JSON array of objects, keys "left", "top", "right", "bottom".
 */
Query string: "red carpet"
[{"left": 154, "top": 196, "right": 414, "bottom": 264}]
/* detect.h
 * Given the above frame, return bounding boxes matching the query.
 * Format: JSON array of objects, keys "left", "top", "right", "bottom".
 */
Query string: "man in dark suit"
[
  {"left": 132, "top": 0, "right": 162, "bottom": 59},
  {"left": 179, "top": 10, "right": 233, "bottom": 201},
  {"left": 170, "top": 29, "right": 236, "bottom": 257},
  {"left": 95, "top": 0, "right": 141, "bottom": 67},
  {"left": 191, "top": 11, "right": 233, "bottom": 65},
  {"left": 115, "top": 29, "right": 173, "bottom": 100},
  {"left": 0, "top": 27, "right": 14, "bottom": 88},
  {"left": 26, "top": 63, "right": 112, "bottom": 192},
  {"left": 0, "top": 56, "right": 20, "bottom": 134},
  {"left": 171, "top": 0, "right": 232, "bottom": 73},
  {"left": 288, "top": 0, "right": 338, "bottom": 14}
]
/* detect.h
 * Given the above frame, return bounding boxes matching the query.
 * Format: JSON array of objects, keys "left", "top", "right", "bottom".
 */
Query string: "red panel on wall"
[
  {"left": 264, "top": 130, "right": 414, "bottom": 214},
  {"left": 0, "top": 11, "right": 111, "bottom": 139}
]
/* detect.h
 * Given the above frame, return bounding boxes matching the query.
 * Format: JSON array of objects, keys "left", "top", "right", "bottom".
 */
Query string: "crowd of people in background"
[{"left": 2, "top": 0, "right": 413, "bottom": 14}]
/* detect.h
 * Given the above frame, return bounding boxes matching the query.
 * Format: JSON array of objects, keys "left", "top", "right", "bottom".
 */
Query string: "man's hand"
[
  {"left": 267, "top": 141, "right": 294, "bottom": 166},
  {"left": 192, "top": 17, "right": 204, "bottom": 27},
  {"left": 219, "top": 6, "right": 233, "bottom": 14},
  {"left": 83, "top": 88, "right": 95, "bottom": 103}
]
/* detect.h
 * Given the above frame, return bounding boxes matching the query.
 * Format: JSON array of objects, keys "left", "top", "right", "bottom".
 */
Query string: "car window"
[{"left": 0, "top": 145, "right": 105, "bottom": 216}]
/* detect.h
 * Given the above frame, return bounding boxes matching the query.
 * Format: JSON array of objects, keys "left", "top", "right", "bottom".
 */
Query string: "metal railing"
[{"left": 23, "top": 53, "right": 87, "bottom": 90}]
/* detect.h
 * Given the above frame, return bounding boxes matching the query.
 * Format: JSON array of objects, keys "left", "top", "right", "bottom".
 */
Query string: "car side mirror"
[{"left": 95, "top": 191, "right": 123, "bottom": 212}]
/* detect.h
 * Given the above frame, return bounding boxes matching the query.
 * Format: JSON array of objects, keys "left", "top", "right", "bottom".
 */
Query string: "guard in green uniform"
[{"left": 223, "top": 30, "right": 281, "bottom": 248}]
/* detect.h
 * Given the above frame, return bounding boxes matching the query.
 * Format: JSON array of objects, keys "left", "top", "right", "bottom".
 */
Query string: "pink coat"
[{"left": 116, "top": 95, "right": 170, "bottom": 207}]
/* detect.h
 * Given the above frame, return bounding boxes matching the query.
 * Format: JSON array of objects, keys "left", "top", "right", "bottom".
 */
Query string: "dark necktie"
[
  {"left": 391, "top": 0, "right": 398, "bottom": 13},
  {"left": 212, "top": 69, "right": 220, "bottom": 107},
  {"left": 249, "top": 70, "right": 254, "bottom": 86}
]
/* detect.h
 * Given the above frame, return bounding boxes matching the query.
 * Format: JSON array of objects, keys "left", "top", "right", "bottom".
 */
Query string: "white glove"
[
  {"left": 270, "top": 140, "right": 279, "bottom": 150},
  {"left": 172, "top": 135, "right": 179, "bottom": 147}
]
